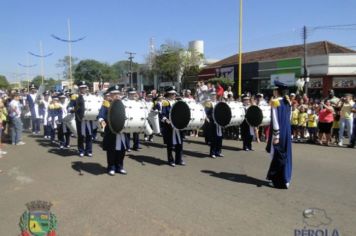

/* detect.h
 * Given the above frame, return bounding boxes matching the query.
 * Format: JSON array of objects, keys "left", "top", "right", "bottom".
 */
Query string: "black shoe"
[{"left": 347, "top": 144, "right": 355, "bottom": 148}]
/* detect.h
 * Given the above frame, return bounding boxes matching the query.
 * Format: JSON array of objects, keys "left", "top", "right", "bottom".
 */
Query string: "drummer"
[
  {"left": 98, "top": 85, "right": 128, "bottom": 176},
  {"left": 160, "top": 87, "right": 185, "bottom": 167},
  {"left": 144, "top": 93, "right": 154, "bottom": 142},
  {"left": 241, "top": 95, "right": 254, "bottom": 151},
  {"left": 72, "top": 81, "right": 94, "bottom": 157},
  {"left": 58, "top": 93, "right": 71, "bottom": 149},
  {"left": 205, "top": 91, "right": 224, "bottom": 158}
]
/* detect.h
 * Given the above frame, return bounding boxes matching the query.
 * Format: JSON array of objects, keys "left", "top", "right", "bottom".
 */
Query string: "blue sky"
[{"left": 1, "top": 0, "right": 355, "bottom": 82}]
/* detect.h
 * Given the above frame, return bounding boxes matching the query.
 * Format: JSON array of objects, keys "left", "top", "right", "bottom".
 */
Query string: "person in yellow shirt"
[
  {"left": 337, "top": 94, "right": 354, "bottom": 146},
  {"left": 307, "top": 108, "right": 318, "bottom": 143},
  {"left": 298, "top": 106, "right": 307, "bottom": 141},
  {"left": 291, "top": 103, "right": 299, "bottom": 141}
]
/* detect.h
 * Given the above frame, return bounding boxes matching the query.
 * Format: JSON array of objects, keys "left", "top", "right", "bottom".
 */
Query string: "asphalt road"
[{"left": 0, "top": 132, "right": 355, "bottom": 236}]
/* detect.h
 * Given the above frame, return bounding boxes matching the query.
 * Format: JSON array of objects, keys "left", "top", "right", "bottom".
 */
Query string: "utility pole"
[
  {"left": 125, "top": 51, "right": 136, "bottom": 88},
  {"left": 302, "top": 25, "right": 309, "bottom": 96}
]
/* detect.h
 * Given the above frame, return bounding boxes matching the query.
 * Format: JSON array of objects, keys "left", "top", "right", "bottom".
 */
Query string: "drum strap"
[
  {"left": 216, "top": 125, "right": 223, "bottom": 137},
  {"left": 81, "top": 121, "right": 93, "bottom": 137},
  {"left": 115, "top": 133, "right": 127, "bottom": 151},
  {"left": 173, "top": 128, "right": 182, "bottom": 145}
]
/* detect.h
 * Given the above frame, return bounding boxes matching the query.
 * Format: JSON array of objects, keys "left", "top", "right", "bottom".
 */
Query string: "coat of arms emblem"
[{"left": 19, "top": 200, "right": 57, "bottom": 236}]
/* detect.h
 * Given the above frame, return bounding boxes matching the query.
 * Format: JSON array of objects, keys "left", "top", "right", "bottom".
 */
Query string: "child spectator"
[
  {"left": 307, "top": 107, "right": 318, "bottom": 143},
  {"left": 332, "top": 113, "right": 340, "bottom": 144},
  {"left": 291, "top": 103, "right": 299, "bottom": 141},
  {"left": 298, "top": 106, "right": 307, "bottom": 141}
]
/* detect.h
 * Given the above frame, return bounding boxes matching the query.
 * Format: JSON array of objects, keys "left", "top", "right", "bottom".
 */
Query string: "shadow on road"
[
  {"left": 128, "top": 154, "right": 167, "bottom": 166},
  {"left": 143, "top": 141, "right": 208, "bottom": 158},
  {"left": 48, "top": 148, "right": 79, "bottom": 157},
  {"left": 71, "top": 161, "right": 107, "bottom": 175},
  {"left": 201, "top": 170, "right": 270, "bottom": 187},
  {"left": 184, "top": 139, "right": 244, "bottom": 152}
]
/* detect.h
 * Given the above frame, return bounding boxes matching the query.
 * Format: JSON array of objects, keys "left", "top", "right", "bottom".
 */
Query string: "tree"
[
  {"left": 74, "top": 59, "right": 116, "bottom": 84},
  {"left": 56, "top": 56, "right": 78, "bottom": 80},
  {"left": 152, "top": 40, "right": 204, "bottom": 90},
  {"left": 0, "top": 75, "right": 10, "bottom": 89},
  {"left": 111, "top": 60, "right": 140, "bottom": 81},
  {"left": 31, "top": 75, "right": 60, "bottom": 91}
]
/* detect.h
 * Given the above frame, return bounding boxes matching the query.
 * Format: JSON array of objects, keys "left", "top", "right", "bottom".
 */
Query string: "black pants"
[
  {"left": 76, "top": 120, "right": 93, "bottom": 154},
  {"left": 241, "top": 121, "right": 253, "bottom": 150},
  {"left": 167, "top": 143, "right": 183, "bottom": 164},
  {"left": 57, "top": 124, "right": 71, "bottom": 146},
  {"left": 106, "top": 149, "right": 125, "bottom": 171}
]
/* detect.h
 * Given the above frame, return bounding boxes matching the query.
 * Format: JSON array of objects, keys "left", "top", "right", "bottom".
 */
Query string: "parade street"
[{"left": 0, "top": 133, "right": 355, "bottom": 236}]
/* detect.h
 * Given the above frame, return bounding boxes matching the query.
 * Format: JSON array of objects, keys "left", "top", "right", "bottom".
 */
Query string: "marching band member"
[
  {"left": 47, "top": 96, "right": 62, "bottom": 143},
  {"left": 26, "top": 84, "right": 40, "bottom": 134},
  {"left": 266, "top": 81, "right": 292, "bottom": 189},
  {"left": 241, "top": 95, "right": 254, "bottom": 151},
  {"left": 71, "top": 81, "right": 94, "bottom": 157},
  {"left": 58, "top": 93, "right": 71, "bottom": 149},
  {"left": 160, "top": 87, "right": 185, "bottom": 167},
  {"left": 41, "top": 91, "right": 51, "bottom": 139},
  {"left": 144, "top": 93, "right": 154, "bottom": 142},
  {"left": 98, "top": 85, "right": 127, "bottom": 176},
  {"left": 204, "top": 91, "right": 224, "bottom": 158}
]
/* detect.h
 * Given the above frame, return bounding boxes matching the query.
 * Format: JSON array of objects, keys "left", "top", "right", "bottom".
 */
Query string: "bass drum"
[
  {"left": 83, "top": 94, "right": 103, "bottom": 120},
  {"left": 62, "top": 113, "right": 77, "bottom": 135},
  {"left": 213, "top": 101, "right": 245, "bottom": 127},
  {"left": 259, "top": 105, "right": 271, "bottom": 126},
  {"left": 108, "top": 99, "right": 152, "bottom": 135},
  {"left": 245, "top": 105, "right": 271, "bottom": 127},
  {"left": 170, "top": 100, "right": 206, "bottom": 130}
]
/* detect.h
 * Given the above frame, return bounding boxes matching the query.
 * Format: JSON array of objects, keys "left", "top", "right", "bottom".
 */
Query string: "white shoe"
[
  {"left": 211, "top": 155, "right": 217, "bottom": 159},
  {"left": 60, "top": 145, "right": 64, "bottom": 149},
  {"left": 118, "top": 169, "right": 127, "bottom": 175},
  {"left": 108, "top": 170, "right": 115, "bottom": 176},
  {"left": 79, "top": 153, "right": 84, "bottom": 157},
  {"left": 88, "top": 153, "right": 93, "bottom": 157},
  {"left": 338, "top": 141, "right": 343, "bottom": 147},
  {"left": 16, "top": 141, "right": 25, "bottom": 145},
  {"left": 286, "top": 183, "right": 290, "bottom": 189}
]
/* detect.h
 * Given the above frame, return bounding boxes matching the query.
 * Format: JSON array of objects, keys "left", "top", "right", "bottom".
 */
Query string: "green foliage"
[
  {"left": 31, "top": 75, "right": 60, "bottom": 91},
  {"left": 74, "top": 59, "right": 117, "bottom": 84},
  {"left": 208, "top": 77, "right": 234, "bottom": 87},
  {"left": 56, "top": 56, "right": 78, "bottom": 80},
  {"left": 111, "top": 60, "right": 140, "bottom": 79},
  {"left": 0, "top": 75, "right": 10, "bottom": 89},
  {"left": 152, "top": 41, "right": 204, "bottom": 83}
]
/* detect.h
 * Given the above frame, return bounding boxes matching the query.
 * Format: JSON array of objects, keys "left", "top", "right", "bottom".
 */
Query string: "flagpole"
[
  {"left": 67, "top": 18, "right": 73, "bottom": 89},
  {"left": 26, "top": 55, "right": 30, "bottom": 91},
  {"left": 238, "top": 0, "right": 243, "bottom": 97},
  {"left": 39, "top": 41, "right": 45, "bottom": 85}
]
